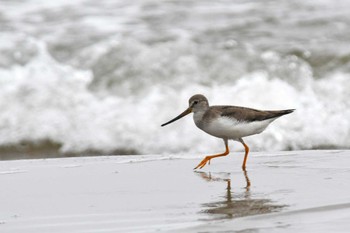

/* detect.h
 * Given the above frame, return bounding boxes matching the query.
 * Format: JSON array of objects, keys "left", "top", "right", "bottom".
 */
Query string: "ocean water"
[{"left": 0, "top": 0, "right": 349, "bottom": 157}]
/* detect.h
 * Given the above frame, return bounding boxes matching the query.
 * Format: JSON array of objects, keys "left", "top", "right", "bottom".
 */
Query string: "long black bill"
[{"left": 161, "top": 108, "right": 192, "bottom": 127}]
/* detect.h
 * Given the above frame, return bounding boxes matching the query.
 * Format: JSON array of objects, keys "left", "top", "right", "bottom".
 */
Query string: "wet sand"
[{"left": 0, "top": 150, "right": 350, "bottom": 232}]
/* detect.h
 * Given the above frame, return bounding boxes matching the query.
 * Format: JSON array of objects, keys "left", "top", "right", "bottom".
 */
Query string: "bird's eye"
[{"left": 193, "top": 100, "right": 199, "bottom": 105}]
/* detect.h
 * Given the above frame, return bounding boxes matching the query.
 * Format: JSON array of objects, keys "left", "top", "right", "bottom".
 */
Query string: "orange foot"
[
  {"left": 194, "top": 140, "right": 230, "bottom": 170},
  {"left": 194, "top": 156, "right": 212, "bottom": 169}
]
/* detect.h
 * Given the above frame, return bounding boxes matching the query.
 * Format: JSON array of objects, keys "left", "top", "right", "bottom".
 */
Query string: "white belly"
[{"left": 198, "top": 116, "right": 274, "bottom": 140}]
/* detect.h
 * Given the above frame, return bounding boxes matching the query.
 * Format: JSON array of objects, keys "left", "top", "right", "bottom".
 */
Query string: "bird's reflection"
[{"left": 195, "top": 170, "right": 285, "bottom": 220}]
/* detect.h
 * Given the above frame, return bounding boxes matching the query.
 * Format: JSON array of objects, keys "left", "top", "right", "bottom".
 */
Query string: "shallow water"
[
  {"left": 0, "top": 0, "right": 350, "bottom": 157},
  {"left": 1, "top": 150, "right": 350, "bottom": 232}
]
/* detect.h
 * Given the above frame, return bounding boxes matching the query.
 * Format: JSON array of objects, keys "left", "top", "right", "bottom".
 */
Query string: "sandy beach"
[{"left": 0, "top": 150, "right": 349, "bottom": 232}]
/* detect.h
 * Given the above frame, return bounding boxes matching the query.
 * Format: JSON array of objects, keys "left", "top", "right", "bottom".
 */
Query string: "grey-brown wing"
[{"left": 216, "top": 106, "right": 294, "bottom": 122}]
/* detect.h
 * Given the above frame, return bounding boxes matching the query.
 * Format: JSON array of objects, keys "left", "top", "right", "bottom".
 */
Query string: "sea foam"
[
  {"left": 0, "top": 41, "right": 349, "bottom": 155},
  {"left": 1, "top": 0, "right": 350, "bottom": 157}
]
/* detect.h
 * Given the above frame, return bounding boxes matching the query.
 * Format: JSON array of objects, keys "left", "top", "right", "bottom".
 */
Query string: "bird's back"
[{"left": 213, "top": 105, "right": 294, "bottom": 122}]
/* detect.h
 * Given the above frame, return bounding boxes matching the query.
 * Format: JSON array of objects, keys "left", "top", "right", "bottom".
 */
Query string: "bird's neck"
[{"left": 193, "top": 110, "right": 206, "bottom": 128}]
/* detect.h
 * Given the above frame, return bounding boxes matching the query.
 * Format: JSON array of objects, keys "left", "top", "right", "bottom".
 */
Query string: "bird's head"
[
  {"left": 188, "top": 94, "right": 209, "bottom": 113},
  {"left": 161, "top": 94, "right": 209, "bottom": 127}
]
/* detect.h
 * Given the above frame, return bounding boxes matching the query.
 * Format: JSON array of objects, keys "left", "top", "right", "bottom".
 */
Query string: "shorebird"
[{"left": 161, "top": 94, "right": 294, "bottom": 170}]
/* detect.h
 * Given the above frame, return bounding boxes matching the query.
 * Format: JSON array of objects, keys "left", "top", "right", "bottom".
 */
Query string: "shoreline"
[{"left": 1, "top": 150, "right": 350, "bottom": 232}]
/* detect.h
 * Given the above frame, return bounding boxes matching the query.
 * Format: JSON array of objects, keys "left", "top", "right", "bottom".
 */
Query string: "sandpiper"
[{"left": 161, "top": 94, "right": 294, "bottom": 170}]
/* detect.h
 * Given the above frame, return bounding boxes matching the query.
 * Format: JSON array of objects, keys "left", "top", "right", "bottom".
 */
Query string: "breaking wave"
[{"left": 0, "top": 0, "right": 349, "bottom": 157}]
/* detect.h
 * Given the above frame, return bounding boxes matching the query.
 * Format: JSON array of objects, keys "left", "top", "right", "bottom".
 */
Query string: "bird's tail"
[
  {"left": 270, "top": 109, "right": 295, "bottom": 118},
  {"left": 281, "top": 109, "right": 295, "bottom": 114}
]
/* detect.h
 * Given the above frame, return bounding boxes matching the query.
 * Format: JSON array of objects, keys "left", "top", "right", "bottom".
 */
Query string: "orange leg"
[
  {"left": 239, "top": 138, "right": 250, "bottom": 171},
  {"left": 194, "top": 139, "right": 229, "bottom": 169}
]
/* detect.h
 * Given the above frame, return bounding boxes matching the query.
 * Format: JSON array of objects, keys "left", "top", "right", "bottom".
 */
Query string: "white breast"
[{"left": 198, "top": 116, "right": 275, "bottom": 140}]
